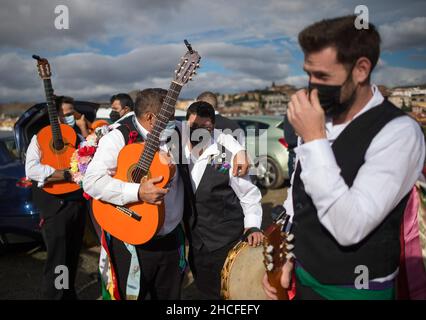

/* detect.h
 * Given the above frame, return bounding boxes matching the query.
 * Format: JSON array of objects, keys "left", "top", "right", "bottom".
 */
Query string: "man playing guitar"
[{"left": 25, "top": 95, "right": 89, "bottom": 299}]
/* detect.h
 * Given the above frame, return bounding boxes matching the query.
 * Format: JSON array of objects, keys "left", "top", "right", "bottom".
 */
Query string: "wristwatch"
[{"left": 64, "top": 170, "right": 72, "bottom": 182}]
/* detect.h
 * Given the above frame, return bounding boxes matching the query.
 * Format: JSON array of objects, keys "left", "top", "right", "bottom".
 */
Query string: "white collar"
[{"left": 326, "top": 84, "right": 384, "bottom": 128}]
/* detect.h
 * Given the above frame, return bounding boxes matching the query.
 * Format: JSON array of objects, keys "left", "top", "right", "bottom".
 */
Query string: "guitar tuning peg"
[
  {"left": 196, "top": 63, "right": 200, "bottom": 67},
  {"left": 192, "top": 71, "right": 197, "bottom": 75},
  {"left": 189, "top": 77, "right": 193, "bottom": 81},
  {"left": 177, "top": 63, "right": 181, "bottom": 67},
  {"left": 286, "top": 252, "right": 296, "bottom": 260},
  {"left": 286, "top": 243, "right": 294, "bottom": 251},
  {"left": 287, "top": 233, "right": 294, "bottom": 242},
  {"left": 266, "top": 263, "right": 274, "bottom": 272},
  {"left": 265, "top": 254, "right": 273, "bottom": 262},
  {"left": 279, "top": 243, "right": 284, "bottom": 249},
  {"left": 266, "top": 245, "right": 273, "bottom": 253},
  {"left": 174, "top": 70, "right": 178, "bottom": 73}
]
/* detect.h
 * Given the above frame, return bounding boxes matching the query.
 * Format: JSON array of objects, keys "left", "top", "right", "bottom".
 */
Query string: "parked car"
[
  {"left": 0, "top": 101, "right": 100, "bottom": 249},
  {"left": 0, "top": 131, "right": 41, "bottom": 248},
  {"left": 231, "top": 116, "right": 289, "bottom": 189}
]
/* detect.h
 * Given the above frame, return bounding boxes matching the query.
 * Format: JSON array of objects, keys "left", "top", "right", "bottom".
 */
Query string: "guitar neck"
[
  {"left": 42, "top": 78, "right": 63, "bottom": 143},
  {"left": 134, "top": 81, "right": 182, "bottom": 179}
]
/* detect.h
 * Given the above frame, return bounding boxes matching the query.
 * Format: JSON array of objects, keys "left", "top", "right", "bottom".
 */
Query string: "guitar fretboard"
[
  {"left": 43, "top": 78, "right": 63, "bottom": 147},
  {"left": 133, "top": 81, "right": 182, "bottom": 181}
]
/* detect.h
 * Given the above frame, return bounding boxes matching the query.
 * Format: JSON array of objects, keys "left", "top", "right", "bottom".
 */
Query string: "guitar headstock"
[
  {"left": 32, "top": 55, "right": 51, "bottom": 80},
  {"left": 173, "top": 39, "right": 201, "bottom": 86},
  {"left": 263, "top": 207, "right": 294, "bottom": 274}
]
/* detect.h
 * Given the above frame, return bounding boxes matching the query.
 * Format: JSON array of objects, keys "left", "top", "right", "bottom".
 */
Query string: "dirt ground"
[{"left": 0, "top": 187, "right": 287, "bottom": 300}]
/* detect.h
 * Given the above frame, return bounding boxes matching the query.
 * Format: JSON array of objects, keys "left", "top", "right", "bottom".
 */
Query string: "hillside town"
[{"left": 1, "top": 83, "right": 426, "bottom": 131}]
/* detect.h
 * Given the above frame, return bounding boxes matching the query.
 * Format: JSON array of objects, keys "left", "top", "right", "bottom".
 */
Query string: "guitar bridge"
[{"left": 115, "top": 205, "right": 142, "bottom": 221}]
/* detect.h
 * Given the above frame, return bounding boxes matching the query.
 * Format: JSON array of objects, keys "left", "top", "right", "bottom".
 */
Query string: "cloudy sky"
[{"left": 0, "top": 0, "right": 425, "bottom": 103}]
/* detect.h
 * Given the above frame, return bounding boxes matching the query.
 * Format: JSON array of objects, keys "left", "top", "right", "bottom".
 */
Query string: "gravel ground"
[{"left": 0, "top": 187, "right": 287, "bottom": 300}]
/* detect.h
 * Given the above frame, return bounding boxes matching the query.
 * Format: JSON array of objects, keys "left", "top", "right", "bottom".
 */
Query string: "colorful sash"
[
  {"left": 99, "top": 225, "right": 187, "bottom": 300},
  {"left": 295, "top": 264, "right": 395, "bottom": 300},
  {"left": 398, "top": 181, "right": 426, "bottom": 299}
]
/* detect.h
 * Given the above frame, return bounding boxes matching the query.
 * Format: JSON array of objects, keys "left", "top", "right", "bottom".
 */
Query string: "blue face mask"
[
  {"left": 159, "top": 120, "right": 176, "bottom": 141},
  {"left": 64, "top": 114, "right": 76, "bottom": 127}
]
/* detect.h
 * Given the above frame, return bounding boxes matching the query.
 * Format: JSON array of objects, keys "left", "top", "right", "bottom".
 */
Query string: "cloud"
[
  {"left": 380, "top": 17, "right": 426, "bottom": 51},
  {"left": 0, "top": 0, "right": 425, "bottom": 103},
  {"left": 372, "top": 65, "right": 426, "bottom": 87}
]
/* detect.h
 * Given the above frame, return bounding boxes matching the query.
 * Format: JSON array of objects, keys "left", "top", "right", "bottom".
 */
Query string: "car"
[
  {"left": 0, "top": 131, "right": 41, "bottom": 249},
  {"left": 231, "top": 116, "right": 289, "bottom": 189},
  {"left": 0, "top": 101, "right": 100, "bottom": 249}
]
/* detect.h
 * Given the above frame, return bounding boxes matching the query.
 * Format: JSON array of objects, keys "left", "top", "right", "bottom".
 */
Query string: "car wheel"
[{"left": 256, "top": 157, "right": 284, "bottom": 189}]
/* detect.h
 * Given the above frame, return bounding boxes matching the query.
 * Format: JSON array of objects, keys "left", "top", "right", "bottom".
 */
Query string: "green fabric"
[
  {"left": 100, "top": 271, "right": 112, "bottom": 300},
  {"left": 295, "top": 266, "right": 395, "bottom": 300}
]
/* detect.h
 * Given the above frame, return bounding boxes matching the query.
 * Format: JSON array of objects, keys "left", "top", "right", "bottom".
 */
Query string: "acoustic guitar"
[
  {"left": 33, "top": 55, "right": 81, "bottom": 195},
  {"left": 263, "top": 206, "right": 294, "bottom": 300},
  {"left": 92, "top": 40, "right": 201, "bottom": 245}
]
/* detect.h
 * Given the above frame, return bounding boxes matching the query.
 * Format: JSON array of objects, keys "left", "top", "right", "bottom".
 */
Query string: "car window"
[{"left": 236, "top": 120, "right": 269, "bottom": 137}]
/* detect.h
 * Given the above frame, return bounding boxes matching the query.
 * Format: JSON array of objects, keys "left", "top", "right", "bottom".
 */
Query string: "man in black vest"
[
  {"left": 184, "top": 101, "right": 264, "bottom": 299},
  {"left": 83, "top": 89, "right": 249, "bottom": 300},
  {"left": 263, "top": 15, "right": 425, "bottom": 300},
  {"left": 25, "top": 96, "right": 88, "bottom": 299}
]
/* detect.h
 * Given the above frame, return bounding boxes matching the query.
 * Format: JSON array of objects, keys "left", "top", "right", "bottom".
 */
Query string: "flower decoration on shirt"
[
  {"left": 128, "top": 130, "right": 138, "bottom": 144},
  {"left": 70, "top": 125, "right": 110, "bottom": 199},
  {"left": 210, "top": 153, "right": 231, "bottom": 174}
]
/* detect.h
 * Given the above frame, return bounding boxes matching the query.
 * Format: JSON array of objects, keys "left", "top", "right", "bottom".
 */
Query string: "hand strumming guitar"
[
  {"left": 138, "top": 176, "right": 169, "bottom": 205},
  {"left": 46, "top": 169, "right": 72, "bottom": 182}
]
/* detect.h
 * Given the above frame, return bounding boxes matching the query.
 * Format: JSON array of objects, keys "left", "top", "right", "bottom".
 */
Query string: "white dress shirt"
[
  {"left": 184, "top": 137, "right": 263, "bottom": 229},
  {"left": 25, "top": 135, "right": 56, "bottom": 187},
  {"left": 284, "top": 85, "right": 425, "bottom": 281},
  {"left": 25, "top": 131, "right": 84, "bottom": 187},
  {"left": 83, "top": 117, "right": 245, "bottom": 236}
]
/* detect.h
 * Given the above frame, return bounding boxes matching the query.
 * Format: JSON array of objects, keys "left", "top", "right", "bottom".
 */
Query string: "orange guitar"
[
  {"left": 263, "top": 207, "right": 294, "bottom": 300},
  {"left": 33, "top": 55, "right": 81, "bottom": 195},
  {"left": 92, "top": 40, "right": 201, "bottom": 245}
]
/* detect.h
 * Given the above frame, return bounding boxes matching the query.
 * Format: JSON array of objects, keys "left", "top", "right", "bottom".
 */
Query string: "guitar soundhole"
[
  {"left": 128, "top": 164, "right": 151, "bottom": 183},
  {"left": 50, "top": 139, "right": 67, "bottom": 154}
]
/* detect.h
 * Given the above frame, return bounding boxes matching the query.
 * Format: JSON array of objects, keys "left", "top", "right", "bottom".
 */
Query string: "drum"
[{"left": 221, "top": 241, "right": 268, "bottom": 300}]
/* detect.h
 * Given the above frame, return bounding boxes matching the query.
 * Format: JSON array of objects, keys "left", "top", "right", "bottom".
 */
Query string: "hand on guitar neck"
[{"left": 262, "top": 259, "right": 294, "bottom": 300}]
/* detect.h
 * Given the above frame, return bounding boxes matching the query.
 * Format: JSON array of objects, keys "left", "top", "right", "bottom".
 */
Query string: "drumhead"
[{"left": 221, "top": 241, "right": 268, "bottom": 300}]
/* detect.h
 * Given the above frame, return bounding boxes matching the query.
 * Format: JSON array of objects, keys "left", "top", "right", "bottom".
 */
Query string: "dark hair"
[
  {"left": 298, "top": 15, "right": 381, "bottom": 74},
  {"left": 134, "top": 88, "right": 167, "bottom": 118},
  {"left": 55, "top": 95, "right": 74, "bottom": 111},
  {"left": 110, "top": 93, "right": 134, "bottom": 111},
  {"left": 186, "top": 101, "right": 216, "bottom": 124},
  {"left": 196, "top": 91, "right": 218, "bottom": 109}
]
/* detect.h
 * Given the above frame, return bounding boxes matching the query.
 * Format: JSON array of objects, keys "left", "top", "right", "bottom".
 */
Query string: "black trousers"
[
  {"left": 109, "top": 226, "right": 183, "bottom": 300},
  {"left": 40, "top": 200, "right": 87, "bottom": 300},
  {"left": 188, "top": 241, "right": 237, "bottom": 300}
]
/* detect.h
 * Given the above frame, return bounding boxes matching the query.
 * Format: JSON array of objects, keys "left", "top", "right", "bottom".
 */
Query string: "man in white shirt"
[
  {"left": 25, "top": 96, "right": 88, "bottom": 299},
  {"left": 83, "top": 89, "right": 250, "bottom": 300},
  {"left": 183, "top": 101, "right": 263, "bottom": 299},
  {"left": 263, "top": 15, "right": 425, "bottom": 300}
]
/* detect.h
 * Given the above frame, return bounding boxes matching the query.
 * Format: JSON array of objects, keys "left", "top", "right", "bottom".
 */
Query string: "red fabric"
[
  {"left": 289, "top": 271, "right": 296, "bottom": 300},
  {"left": 128, "top": 131, "right": 138, "bottom": 144}
]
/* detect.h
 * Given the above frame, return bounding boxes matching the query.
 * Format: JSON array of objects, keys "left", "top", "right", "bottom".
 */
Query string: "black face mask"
[
  {"left": 109, "top": 110, "right": 121, "bottom": 122},
  {"left": 308, "top": 69, "right": 357, "bottom": 117}
]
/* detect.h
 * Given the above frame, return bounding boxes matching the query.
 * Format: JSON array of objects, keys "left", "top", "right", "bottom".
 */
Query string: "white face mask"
[
  {"left": 159, "top": 120, "right": 176, "bottom": 141},
  {"left": 64, "top": 114, "right": 76, "bottom": 127}
]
